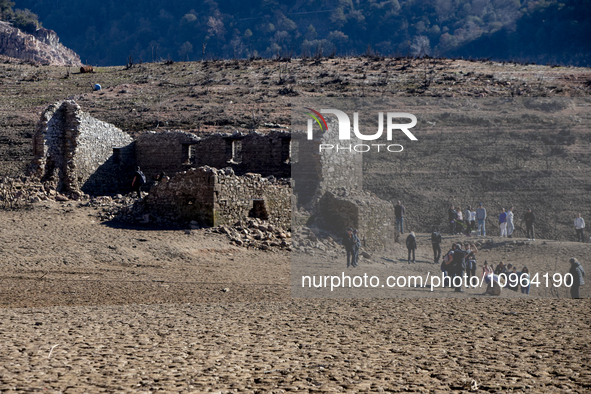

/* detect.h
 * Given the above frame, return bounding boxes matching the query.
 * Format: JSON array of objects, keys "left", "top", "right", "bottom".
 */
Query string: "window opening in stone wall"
[
  {"left": 281, "top": 138, "right": 291, "bottom": 163},
  {"left": 181, "top": 144, "right": 194, "bottom": 164},
  {"left": 290, "top": 140, "right": 299, "bottom": 163},
  {"left": 227, "top": 139, "right": 242, "bottom": 164},
  {"left": 250, "top": 199, "right": 269, "bottom": 220},
  {"left": 233, "top": 140, "right": 243, "bottom": 164},
  {"left": 112, "top": 148, "right": 121, "bottom": 164}
]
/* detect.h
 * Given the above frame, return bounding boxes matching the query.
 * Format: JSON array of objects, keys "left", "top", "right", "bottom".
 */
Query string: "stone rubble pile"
[
  {"left": 291, "top": 225, "right": 373, "bottom": 261},
  {"left": 0, "top": 177, "right": 89, "bottom": 208},
  {"left": 207, "top": 218, "right": 292, "bottom": 251},
  {"left": 79, "top": 194, "right": 138, "bottom": 221}
]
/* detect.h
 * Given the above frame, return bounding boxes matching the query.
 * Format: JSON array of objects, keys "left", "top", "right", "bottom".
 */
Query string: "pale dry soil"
[{"left": 0, "top": 202, "right": 589, "bottom": 393}]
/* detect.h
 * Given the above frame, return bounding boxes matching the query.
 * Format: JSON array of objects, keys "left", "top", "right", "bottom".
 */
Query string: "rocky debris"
[
  {"left": 79, "top": 194, "right": 139, "bottom": 221},
  {"left": 472, "top": 238, "right": 532, "bottom": 251},
  {"left": 0, "top": 21, "right": 81, "bottom": 66},
  {"left": 207, "top": 218, "right": 291, "bottom": 251},
  {"left": 0, "top": 176, "right": 90, "bottom": 208},
  {"left": 290, "top": 225, "right": 374, "bottom": 261}
]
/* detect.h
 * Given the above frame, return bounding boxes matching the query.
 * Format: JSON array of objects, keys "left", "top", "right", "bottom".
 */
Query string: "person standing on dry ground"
[
  {"left": 574, "top": 213, "right": 585, "bottom": 243},
  {"left": 343, "top": 228, "right": 356, "bottom": 269},
  {"left": 456, "top": 207, "right": 464, "bottom": 234},
  {"left": 524, "top": 208, "right": 535, "bottom": 241},
  {"left": 352, "top": 229, "right": 361, "bottom": 267},
  {"left": 406, "top": 231, "right": 417, "bottom": 263},
  {"left": 465, "top": 206, "right": 472, "bottom": 236},
  {"left": 568, "top": 257, "right": 585, "bottom": 299},
  {"left": 476, "top": 203, "right": 487, "bottom": 236},
  {"left": 506, "top": 207, "right": 515, "bottom": 238},
  {"left": 431, "top": 228, "right": 442, "bottom": 264},
  {"left": 465, "top": 243, "right": 478, "bottom": 287},
  {"left": 483, "top": 260, "right": 502, "bottom": 296},
  {"left": 520, "top": 266, "right": 530, "bottom": 295},
  {"left": 132, "top": 166, "right": 146, "bottom": 198},
  {"left": 499, "top": 208, "right": 507, "bottom": 237},
  {"left": 448, "top": 205, "right": 457, "bottom": 235},
  {"left": 450, "top": 243, "right": 467, "bottom": 293},
  {"left": 394, "top": 201, "right": 405, "bottom": 234},
  {"left": 469, "top": 206, "right": 476, "bottom": 235}
]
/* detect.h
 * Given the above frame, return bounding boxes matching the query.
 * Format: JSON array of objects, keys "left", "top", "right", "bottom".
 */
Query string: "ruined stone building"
[
  {"left": 30, "top": 100, "right": 292, "bottom": 229},
  {"left": 30, "top": 100, "right": 135, "bottom": 195},
  {"left": 30, "top": 100, "right": 394, "bottom": 249}
]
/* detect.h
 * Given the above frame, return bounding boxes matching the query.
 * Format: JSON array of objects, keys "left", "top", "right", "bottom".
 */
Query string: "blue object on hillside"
[{"left": 93, "top": 83, "right": 101, "bottom": 91}]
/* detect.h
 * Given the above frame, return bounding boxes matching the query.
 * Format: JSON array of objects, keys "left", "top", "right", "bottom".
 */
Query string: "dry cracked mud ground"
[{"left": 0, "top": 201, "right": 589, "bottom": 393}]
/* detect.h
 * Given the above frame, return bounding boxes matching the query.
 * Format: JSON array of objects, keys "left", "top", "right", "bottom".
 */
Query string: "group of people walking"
[
  {"left": 342, "top": 200, "right": 587, "bottom": 297},
  {"left": 341, "top": 225, "right": 585, "bottom": 298}
]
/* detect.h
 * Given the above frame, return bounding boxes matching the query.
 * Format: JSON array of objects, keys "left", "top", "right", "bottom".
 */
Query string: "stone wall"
[
  {"left": 137, "top": 130, "right": 292, "bottom": 179},
  {"left": 215, "top": 169, "right": 291, "bottom": 229},
  {"left": 144, "top": 166, "right": 291, "bottom": 229},
  {"left": 0, "top": 21, "right": 81, "bottom": 66},
  {"left": 135, "top": 131, "right": 200, "bottom": 182},
  {"left": 292, "top": 118, "right": 363, "bottom": 208},
  {"left": 30, "top": 101, "right": 134, "bottom": 195},
  {"left": 192, "top": 131, "right": 290, "bottom": 177},
  {"left": 317, "top": 190, "right": 395, "bottom": 251},
  {"left": 143, "top": 167, "right": 217, "bottom": 225}
]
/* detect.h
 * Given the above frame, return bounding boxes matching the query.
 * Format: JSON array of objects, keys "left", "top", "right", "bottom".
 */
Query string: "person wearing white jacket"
[
  {"left": 574, "top": 213, "right": 585, "bottom": 243},
  {"left": 506, "top": 207, "right": 515, "bottom": 238}
]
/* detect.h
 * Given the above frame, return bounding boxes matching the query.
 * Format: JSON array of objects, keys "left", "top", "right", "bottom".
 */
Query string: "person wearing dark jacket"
[
  {"left": 450, "top": 243, "right": 467, "bottom": 292},
  {"left": 343, "top": 228, "right": 357, "bottom": 268},
  {"left": 569, "top": 257, "right": 585, "bottom": 299},
  {"left": 406, "top": 231, "right": 417, "bottom": 263},
  {"left": 448, "top": 205, "right": 458, "bottom": 235},
  {"left": 431, "top": 228, "right": 442, "bottom": 264},
  {"left": 132, "top": 166, "right": 146, "bottom": 198},
  {"left": 524, "top": 208, "right": 536, "bottom": 241},
  {"left": 494, "top": 261, "right": 506, "bottom": 276},
  {"left": 394, "top": 201, "right": 405, "bottom": 234},
  {"left": 352, "top": 229, "right": 361, "bottom": 267},
  {"left": 465, "top": 243, "right": 478, "bottom": 287}
]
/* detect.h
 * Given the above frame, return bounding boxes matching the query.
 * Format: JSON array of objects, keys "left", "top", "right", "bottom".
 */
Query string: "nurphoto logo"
[{"left": 304, "top": 108, "right": 418, "bottom": 153}]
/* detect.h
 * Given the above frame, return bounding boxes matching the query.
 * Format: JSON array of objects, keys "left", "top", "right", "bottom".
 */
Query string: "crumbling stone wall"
[
  {"left": 292, "top": 119, "right": 363, "bottom": 207},
  {"left": 192, "top": 130, "right": 291, "bottom": 177},
  {"left": 144, "top": 166, "right": 217, "bottom": 225},
  {"left": 30, "top": 100, "right": 134, "bottom": 194},
  {"left": 136, "top": 130, "right": 292, "bottom": 178},
  {"left": 290, "top": 115, "right": 395, "bottom": 250},
  {"left": 215, "top": 170, "right": 290, "bottom": 229},
  {"left": 135, "top": 130, "right": 200, "bottom": 182},
  {"left": 135, "top": 130, "right": 291, "bottom": 181},
  {"left": 317, "top": 190, "right": 395, "bottom": 251},
  {"left": 144, "top": 166, "right": 290, "bottom": 229}
]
